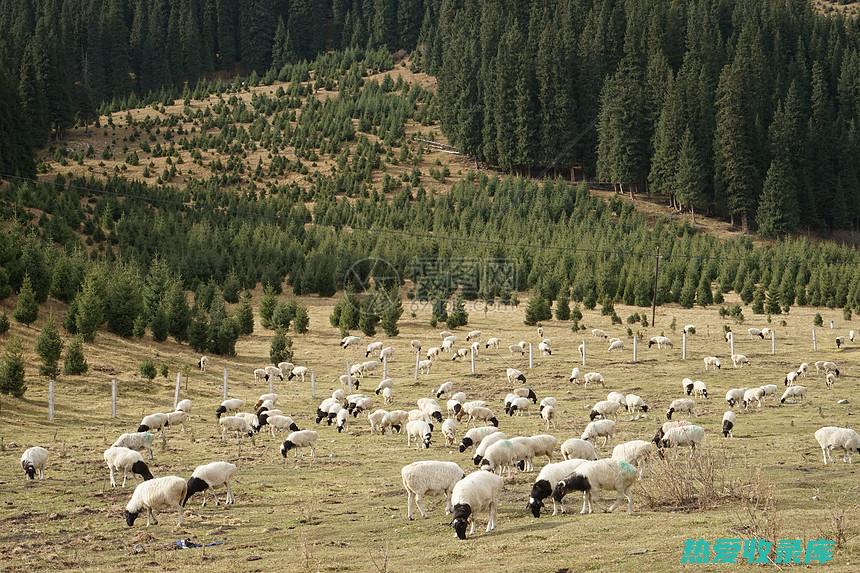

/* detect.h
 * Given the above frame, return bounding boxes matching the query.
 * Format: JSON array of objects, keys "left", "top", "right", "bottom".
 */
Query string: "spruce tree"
[
  {"left": 237, "top": 291, "right": 254, "bottom": 335},
  {"left": 675, "top": 128, "right": 706, "bottom": 221},
  {"left": 0, "top": 313, "right": 8, "bottom": 335},
  {"left": 259, "top": 285, "right": 277, "bottom": 328},
  {"left": 524, "top": 291, "right": 551, "bottom": 325},
  {"left": 0, "top": 337, "right": 26, "bottom": 397},
  {"left": 294, "top": 304, "right": 310, "bottom": 334},
  {"left": 222, "top": 269, "right": 241, "bottom": 303},
  {"left": 270, "top": 328, "right": 293, "bottom": 364},
  {"left": 555, "top": 291, "right": 571, "bottom": 321},
  {"left": 380, "top": 290, "right": 403, "bottom": 337},
  {"left": 35, "top": 315, "right": 63, "bottom": 378},
  {"left": 13, "top": 275, "right": 38, "bottom": 326},
  {"left": 756, "top": 159, "right": 799, "bottom": 238}
]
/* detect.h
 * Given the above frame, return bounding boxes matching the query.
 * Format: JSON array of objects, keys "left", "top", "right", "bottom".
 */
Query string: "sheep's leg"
[
  {"left": 109, "top": 466, "right": 116, "bottom": 488},
  {"left": 580, "top": 493, "right": 589, "bottom": 514},
  {"left": 311, "top": 446, "right": 316, "bottom": 461},
  {"left": 487, "top": 503, "right": 496, "bottom": 532},
  {"left": 121, "top": 468, "right": 128, "bottom": 487},
  {"left": 415, "top": 493, "right": 428, "bottom": 518},
  {"left": 406, "top": 491, "right": 415, "bottom": 520},
  {"left": 147, "top": 446, "right": 154, "bottom": 461},
  {"left": 625, "top": 486, "right": 634, "bottom": 514},
  {"left": 469, "top": 518, "right": 476, "bottom": 535},
  {"left": 226, "top": 482, "right": 234, "bottom": 504},
  {"left": 822, "top": 447, "right": 829, "bottom": 465},
  {"left": 601, "top": 436, "right": 608, "bottom": 448},
  {"left": 148, "top": 508, "right": 158, "bottom": 526},
  {"left": 176, "top": 505, "right": 184, "bottom": 527},
  {"left": 551, "top": 499, "right": 559, "bottom": 516},
  {"left": 444, "top": 491, "right": 453, "bottom": 515}
]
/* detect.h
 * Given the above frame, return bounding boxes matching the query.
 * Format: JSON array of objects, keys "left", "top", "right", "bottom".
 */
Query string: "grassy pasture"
[{"left": 0, "top": 293, "right": 858, "bottom": 572}]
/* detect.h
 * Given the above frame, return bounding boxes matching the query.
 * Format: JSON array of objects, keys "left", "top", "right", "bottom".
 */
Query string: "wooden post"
[
  {"left": 812, "top": 329, "right": 817, "bottom": 352},
  {"left": 222, "top": 368, "right": 228, "bottom": 400},
  {"left": 632, "top": 335, "right": 638, "bottom": 364},
  {"left": 682, "top": 331, "right": 687, "bottom": 360},
  {"left": 728, "top": 332, "right": 734, "bottom": 356},
  {"left": 48, "top": 380, "right": 55, "bottom": 421},
  {"left": 174, "top": 373, "right": 181, "bottom": 410},
  {"left": 414, "top": 351, "right": 420, "bottom": 381},
  {"left": 581, "top": 340, "right": 586, "bottom": 367},
  {"left": 528, "top": 343, "right": 534, "bottom": 369},
  {"left": 310, "top": 371, "right": 316, "bottom": 399},
  {"left": 771, "top": 331, "right": 776, "bottom": 355},
  {"left": 651, "top": 247, "right": 660, "bottom": 327},
  {"left": 470, "top": 346, "right": 476, "bottom": 375},
  {"left": 383, "top": 354, "right": 389, "bottom": 379},
  {"left": 268, "top": 376, "right": 273, "bottom": 395},
  {"left": 111, "top": 379, "right": 117, "bottom": 418}
]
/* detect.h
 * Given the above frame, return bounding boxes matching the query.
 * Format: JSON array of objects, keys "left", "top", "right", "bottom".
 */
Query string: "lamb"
[
  {"left": 590, "top": 400, "right": 621, "bottom": 421},
  {"left": 568, "top": 367, "right": 581, "bottom": 383},
  {"left": 538, "top": 341, "right": 552, "bottom": 356},
  {"left": 692, "top": 380, "right": 709, "bottom": 399},
  {"left": 459, "top": 400, "right": 488, "bottom": 422},
  {"left": 418, "top": 359, "right": 433, "bottom": 374},
  {"left": 184, "top": 461, "right": 238, "bottom": 506},
  {"left": 581, "top": 419, "right": 616, "bottom": 447},
  {"left": 341, "top": 335, "right": 360, "bottom": 349},
  {"left": 442, "top": 339, "right": 455, "bottom": 353},
  {"left": 260, "top": 414, "right": 300, "bottom": 437},
  {"left": 280, "top": 430, "right": 318, "bottom": 460},
  {"left": 659, "top": 424, "right": 705, "bottom": 456},
  {"left": 682, "top": 377, "right": 695, "bottom": 395},
  {"left": 785, "top": 371, "right": 799, "bottom": 386},
  {"left": 450, "top": 471, "right": 504, "bottom": 539},
  {"left": 611, "top": 440, "right": 656, "bottom": 477},
  {"left": 481, "top": 438, "right": 532, "bottom": 475},
  {"left": 452, "top": 348, "right": 469, "bottom": 361},
  {"left": 175, "top": 399, "right": 193, "bottom": 413},
  {"left": 780, "top": 385, "right": 807, "bottom": 404},
  {"left": 215, "top": 398, "right": 244, "bottom": 419},
  {"left": 382, "top": 387, "right": 393, "bottom": 404},
  {"left": 417, "top": 398, "right": 444, "bottom": 423},
  {"left": 401, "top": 461, "right": 465, "bottom": 520},
  {"left": 254, "top": 393, "right": 279, "bottom": 410},
  {"left": 442, "top": 418, "right": 458, "bottom": 445},
  {"left": 541, "top": 406, "right": 556, "bottom": 430},
  {"left": 742, "top": 387, "right": 765, "bottom": 409},
  {"left": 625, "top": 394, "right": 649, "bottom": 420},
  {"left": 20, "top": 447, "right": 49, "bottom": 480},
  {"left": 509, "top": 342, "right": 526, "bottom": 356},
  {"left": 365, "top": 341, "right": 383, "bottom": 357},
  {"left": 472, "top": 432, "right": 508, "bottom": 466},
  {"left": 336, "top": 408, "right": 349, "bottom": 432},
  {"left": 425, "top": 347, "right": 441, "bottom": 361},
  {"left": 459, "top": 426, "right": 501, "bottom": 452},
  {"left": 731, "top": 354, "right": 750, "bottom": 368},
  {"left": 703, "top": 356, "right": 721, "bottom": 371},
  {"left": 485, "top": 337, "right": 501, "bottom": 349},
  {"left": 383, "top": 410, "right": 410, "bottom": 433},
  {"left": 379, "top": 347, "right": 395, "bottom": 362},
  {"left": 682, "top": 325, "right": 696, "bottom": 335},
  {"left": 722, "top": 411, "right": 736, "bottom": 438},
  {"left": 747, "top": 328, "right": 764, "bottom": 339},
  {"left": 822, "top": 361, "right": 840, "bottom": 375},
  {"left": 165, "top": 410, "right": 188, "bottom": 432},
  {"left": 112, "top": 432, "right": 155, "bottom": 461},
  {"left": 447, "top": 398, "right": 464, "bottom": 418},
  {"left": 435, "top": 381, "right": 454, "bottom": 398},
  {"left": 538, "top": 396, "right": 557, "bottom": 413},
  {"left": 467, "top": 406, "right": 499, "bottom": 427},
  {"left": 607, "top": 340, "right": 624, "bottom": 352},
  {"left": 508, "top": 397, "right": 533, "bottom": 416},
  {"left": 648, "top": 336, "right": 673, "bottom": 349},
  {"left": 666, "top": 398, "right": 696, "bottom": 419},
  {"left": 124, "top": 476, "right": 187, "bottom": 527},
  {"left": 374, "top": 378, "right": 395, "bottom": 396},
  {"left": 583, "top": 372, "right": 605, "bottom": 388},
  {"left": 368, "top": 409, "right": 389, "bottom": 434},
  {"left": 552, "top": 459, "right": 638, "bottom": 515},
  {"left": 277, "top": 362, "right": 295, "bottom": 377},
  {"left": 137, "top": 413, "right": 168, "bottom": 433},
  {"left": 725, "top": 388, "right": 746, "bottom": 408},
  {"left": 287, "top": 365, "right": 310, "bottom": 383},
  {"left": 591, "top": 328, "right": 608, "bottom": 339},
  {"left": 560, "top": 438, "right": 599, "bottom": 461},
  {"left": 506, "top": 368, "right": 526, "bottom": 384},
  {"left": 466, "top": 330, "right": 482, "bottom": 342},
  {"left": 103, "top": 446, "right": 154, "bottom": 487},
  {"left": 527, "top": 459, "right": 588, "bottom": 517},
  {"left": 406, "top": 420, "right": 434, "bottom": 449},
  {"left": 219, "top": 416, "right": 256, "bottom": 444},
  {"left": 814, "top": 427, "right": 860, "bottom": 464},
  {"left": 197, "top": 356, "right": 208, "bottom": 372},
  {"left": 411, "top": 339, "right": 422, "bottom": 352}
]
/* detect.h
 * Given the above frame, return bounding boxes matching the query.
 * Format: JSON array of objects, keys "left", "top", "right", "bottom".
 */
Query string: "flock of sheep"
[{"left": 16, "top": 320, "right": 857, "bottom": 540}]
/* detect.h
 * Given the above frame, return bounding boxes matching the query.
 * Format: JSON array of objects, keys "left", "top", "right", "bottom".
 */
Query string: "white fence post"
[
  {"left": 310, "top": 371, "right": 316, "bottom": 399},
  {"left": 771, "top": 331, "right": 776, "bottom": 355},
  {"left": 222, "top": 368, "right": 228, "bottom": 400},
  {"left": 812, "top": 329, "right": 817, "bottom": 352},
  {"left": 581, "top": 340, "right": 586, "bottom": 367},
  {"left": 383, "top": 355, "right": 389, "bottom": 379},
  {"left": 414, "top": 351, "right": 420, "bottom": 381},
  {"left": 632, "top": 335, "right": 638, "bottom": 364},
  {"left": 268, "top": 375, "right": 273, "bottom": 395},
  {"left": 48, "top": 380, "right": 55, "bottom": 421},
  {"left": 111, "top": 379, "right": 117, "bottom": 418},
  {"left": 470, "top": 347, "right": 476, "bottom": 375},
  {"left": 682, "top": 331, "right": 687, "bottom": 360},
  {"left": 729, "top": 332, "right": 735, "bottom": 356},
  {"left": 528, "top": 343, "right": 534, "bottom": 369},
  {"left": 174, "top": 373, "right": 181, "bottom": 410}
]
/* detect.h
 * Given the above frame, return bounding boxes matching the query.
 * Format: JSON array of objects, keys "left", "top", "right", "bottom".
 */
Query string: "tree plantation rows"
[{"left": 435, "top": 0, "right": 860, "bottom": 235}]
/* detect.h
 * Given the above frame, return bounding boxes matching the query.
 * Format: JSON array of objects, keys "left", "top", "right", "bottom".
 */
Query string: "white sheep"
[
  {"left": 747, "top": 328, "right": 764, "bottom": 339},
  {"left": 260, "top": 414, "right": 300, "bottom": 437},
  {"left": 538, "top": 341, "right": 553, "bottom": 355},
  {"left": 722, "top": 411, "right": 736, "bottom": 438},
  {"left": 784, "top": 371, "right": 799, "bottom": 386},
  {"left": 759, "top": 384, "right": 778, "bottom": 399},
  {"left": 814, "top": 427, "right": 860, "bottom": 464},
  {"left": 589, "top": 400, "right": 621, "bottom": 421},
  {"left": 443, "top": 335, "right": 456, "bottom": 345},
  {"left": 184, "top": 461, "right": 238, "bottom": 506},
  {"left": 406, "top": 420, "right": 434, "bottom": 449},
  {"left": 823, "top": 361, "right": 840, "bottom": 375},
  {"left": 508, "top": 397, "right": 533, "bottom": 416},
  {"left": 472, "top": 432, "right": 508, "bottom": 466},
  {"left": 379, "top": 346, "right": 395, "bottom": 362},
  {"left": 466, "top": 330, "right": 482, "bottom": 342},
  {"left": 380, "top": 386, "right": 392, "bottom": 405},
  {"left": 611, "top": 440, "right": 656, "bottom": 477},
  {"left": 113, "top": 432, "right": 154, "bottom": 461},
  {"left": 458, "top": 426, "right": 500, "bottom": 452},
  {"left": 485, "top": 337, "right": 501, "bottom": 349},
  {"left": 165, "top": 410, "right": 188, "bottom": 432},
  {"left": 20, "top": 447, "right": 49, "bottom": 480},
  {"left": 365, "top": 341, "right": 383, "bottom": 357},
  {"left": 341, "top": 335, "right": 361, "bottom": 349},
  {"left": 850, "top": 330, "right": 857, "bottom": 343},
  {"left": 368, "top": 409, "right": 389, "bottom": 434},
  {"left": 451, "top": 391, "right": 467, "bottom": 403},
  {"left": 606, "top": 392, "right": 625, "bottom": 407},
  {"left": 541, "top": 406, "right": 556, "bottom": 430},
  {"left": 666, "top": 398, "right": 696, "bottom": 419},
  {"left": 552, "top": 459, "right": 638, "bottom": 514},
  {"left": 568, "top": 367, "right": 581, "bottom": 383},
  {"left": 607, "top": 340, "right": 623, "bottom": 352},
  {"left": 451, "top": 348, "right": 469, "bottom": 361},
  {"left": 659, "top": 424, "right": 705, "bottom": 457},
  {"left": 215, "top": 398, "right": 244, "bottom": 419},
  {"left": 512, "top": 387, "right": 538, "bottom": 403},
  {"left": 435, "top": 381, "right": 454, "bottom": 398},
  {"left": 682, "top": 325, "right": 696, "bottom": 335},
  {"left": 287, "top": 366, "right": 310, "bottom": 383},
  {"left": 374, "top": 378, "right": 395, "bottom": 396},
  {"left": 382, "top": 410, "right": 409, "bottom": 433},
  {"left": 253, "top": 368, "right": 268, "bottom": 383},
  {"left": 703, "top": 356, "right": 721, "bottom": 371},
  {"left": 742, "top": 387, "right": 765, "bottom": 409},
  {"left": 836, "top": 336, "right": 846, "bottom": 349},
  {"left": 265, "top": 365, "right": 284, "bottom": 381},
  {"left": 459, "top": 400, "right": 488, "bottom": 422},
  {"left": 508, "top": 341, "right": 526, "bottom": 356},
  {"left": 725, "top": 388, "right": 746, "bottom": 407},
  {"left": 137, "top": 413, "right": 168, "bottom": 433},
  {"left": 219, "top": 416, "right": 255, "bottom": 444},
  {"left": 648, "top": 336, "right": 673, "bottom": 349},
  {"left": 731, "top": 354, "right": 750, "bottom": 368},
  {"left": 410, "top": 339, "right": 422, "bottom": 352},
  {"left": 527, "top": 458, "right": 588, "bottom": 517},
  {"left": 124, "top": 476, "right": 186, "bottom": 527},
  {"left": 418, "top": 359, "right": 433, "bottom": 374},
  {"left": 506, "top": 367, "right": 526, "bottom": 384},
  {"left": 280, "top": 430, "right": 318, "bottom": 460},
  {"left": 761, "top": 327, "right": 772, "bottom": 338},
  {"left": 780, "top": 385, "right": 807, "bottom": 404},
  {"left": 103, "top": 446, "right": 154, "bottom": 487},
  {"left": 426, "top": 347, "right": 442, "bottom": 360},
  {"left": 692, "top": 380, "right": 709, "bottom": 399},
  {"left": 682, "top": 377, "right": 695, "bottom": 395},
  {"left": 581, "top": 419, "right": 616, "bottom": 447},
  {"left": 348, "top": 395, "right": 373, "bottom": 417},
  {"left": 826, "top": 371, "right": 838, "bottom": 390},
  {"left": 798, "top": 362, "right": 809, "bottom": 377},
  {"left": 450, "top": 471, "right": 504, "bottom": 539},
  {"left": 442, "top": 418, "right": 458, "bottom": 445},
  {"left": 481, "top": 438, "right": 532, "bottom": 475},
  {"left": 583, "top": 372, "right": 605, "bottom": 388},
  {"left": 560, "top": 438, "right": 598, "bottom": 461},
  {"left": 175, "top": 399, "right": 193, "bottom": 413},
  {"left": 467, "top": 406, "right": 499, "bottom": 427},
  {"left": 625, "top": 394, "right": 649, "bottom": 420},
  {"left": 336, "top": 408, "right": 349, "bottom": 433},
  {"left": 447, "top": 398, "right": 464, "bottom": 418},
  {"left": 442, "top": 339, "right": 455, "bottom": 353},
  {"left": 650, "top": 420, "right": 691, "bottom": 446},
  {"left": 418, "top": 398, "right": 444, "bottom": 423},
  {"left": 591, "top": 328, "right": 608, "bottom": 339},
  {"left": 401, "top": 461, "right": 465, "bottom": 520},
  {"left": 525, "top": 435, "right": 558, "bottom": 469},
  {"left": 197, "top": 356, "right": 208, "bottom": 372}
]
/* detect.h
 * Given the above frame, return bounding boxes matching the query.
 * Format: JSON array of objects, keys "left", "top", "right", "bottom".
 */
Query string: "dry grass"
[{"left": 1, "top": 292, "right": 860, "bottom": 571}]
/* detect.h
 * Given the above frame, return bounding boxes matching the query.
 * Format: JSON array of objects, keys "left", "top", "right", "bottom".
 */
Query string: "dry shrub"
[{"left": 817, "top": 488, "right": 857, "bottom": 550}]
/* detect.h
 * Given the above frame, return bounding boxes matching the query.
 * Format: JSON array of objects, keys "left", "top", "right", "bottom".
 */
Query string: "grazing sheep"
[
  {"left": 410, "top": 339, "right": 422, "bottom": 352},
  {"left": 435, "top": 381, "right": 454, "bottom": 399},
  {"left": 374, "top": 378, "right": 395, "bottom": 396},
  {"left": 175, "top": 399, "right": 192, "bottom": 413},
  {"left": 467, "top": 406, "right": 499, "bottom": 427},
  {"left": 611, "top": 440, "right": 656, "bottom": 477},
  {"left": 568, "top": 367, "right": 581, "bottom": 384},
  {"left": 164, "top": 410, "right": 188, "bottom": 432},
  {"left": 560, "top": 438, "right": 598, "bottom": 461},
  {"left": 447, "top": 398, "right": 464, "bottom": 419},
  {"left": 592, "top": 329, "right": 609, "bottom": 339},
  {"left": 480, "top": 438, "right": 531, "bottom": 475},
  {"left": 452, "top": 348, "right": 469, "bottom": 361},
  {"left": 606, "top": 392, "right": 625, "bottom": 407},
  {"left": 759, "top": 384, "right": 778, "bottom": 399},
  {"left": 340, "top": 374, "right": 359, "bottom": 391},
  {"left": 582, "top": 372, "right": 605, "bottom": 388},
  {"left": 625, "top": 394, "right": 649, "bottom": 420},
  {"left": 525, "top": 435, "right": 559, "bottom": 469},
  {"left": 451, "top": 391, "right": 467, "bottom": 403},
  {"left": 442, "top": 418, "right": 458, "bottom": 445},
  {"left": 402, "top": 461, "right": 465, "bottom": 520},
  {"left": 368, "top": 409, "right": 389, "bottom": 434},
  {"left": 731, "top": 354, "right": 750, "bottom": 368},
  {"left": 541, "top": 406, "right": 556, "bottom": 430},
  {"left": 747, "top": 328, "right": 764, "bottom": 339},
  {"left": 785, "top": 371, "right": 799, "bottom": 386},
  {"left": 112, "top": 432, "right": 155, "bottom": 461},
  {"left": 538, "top": 341, "right": 553, "bottom": 356},
  {"left": 725, "top": 388, "right": 746, "bottom": 408},
  {"left": 472, "top": 432, "right": 509, "bottom": 466},
  {"left": 527, "top": 459, "right": 588, "bottom": 517},
  {"left": 418, "top": 359, "right": 433, "bottom": 374},
  {"left": 508, "top": 343, "right": 526, "bottom": 356},
  {"left": 607, "top": 340, "right": 624, "bottom": 352},
  {"left": 280, "top": 430, "right": 319, "bottom": 460},
  {"left": 336, "top": 408, "right": 349, "bottom": 433},
  {"left": 798, "top": 362, "right": 809, "bottom": 377},
  {"left": 822, "top": 361, "right": 840, "bottom": 375},
  {"left": 459, "top": 426, "right": 501, "bottom": 453},
  {"left": 265, "top": 365, "right": 284, "bottom": 381},
  {"left": 648, "top": 336, "right": 673, "bottom": 349},
  {"left": 682, "top": 378, "right": 695, "bottom": 395},
  {"left": 466, "top": 330, "right": 482, "bottom": 342},
  {"left": 780, "top": 385, "right": 807, "bottom": 404},
  {"left": 761, "top": 327, "right": 772, "bottom": 338},
  {"left": 742, "top": 388, "right": 765, "bottom": 409},
  {"left": 184, "top": 461, "right": 238, "bottom": 506},
  {"left": 348, "top": 394, "right": 373, "bottom": 417},
  {"left": 450, "top": 471, "right": 504, "bottom": 539},
  {"left": 826, "top": 371, "right": 838, "bottom": 390},
  {"left": 666, "top": 398, "right": 696, "bottom": 420},
  {"left": 682, "top": 325, "right": 696, "bottom": 335},
  {"left": 692, "top": 381, "right": 708, "bottom": 399},
  {"left": 458, "top": 400, "right": 488, "bottom": 422},
  {"left": 581, "top": 419, "right": 616, "bottom": 447},
  {"left": 341, "top": 335, "right": 361, "bottom": 349},
  {"left": 506, "top": 368, "right": 526, "bottom": 384},
  {"left": 418, "top": 398, "right": 444, "bottom": 423},
  {"left": 287, "top": 366, "right": 309, "bottom": 383},
  {"left": 659, "top": 425, "right": 705, "bottom": 457},
  {"left": 379, "top": 347, "right": 395, "bottom": 362},
  {"left": 814, "top": 427, "right": 860, "bottom": 464},
  {"left": 651, "top": 421, "right": 690, "bottom": 446},
  {"left": 197, "top": 356, "right": 208, "bottom": 372},
  {"left": 512, "top": 387, "right": 538, "bottom": 404},
  {"left": 590, "top": 400, "right": 621, "bottom": 421},
  {"left": 20, "top": 447, "right": 49, "bottom": 480},
  {"left": 365, "top": 341, "right": 383, "bottom": 357},
  {"left": 104, "top": 446, "right": 154, "bottom": 487},
  {"left": 406, "top": 420, "right": 434, "bottom": 449},
  {"left": 137, "top": 413, "right": 168, "bottom": 433},
  {"left": 215, "top": 398, "right": 244, "bottom": 419},
  {"left": 260, "top": 414, "right": 300, "bottom": 437},
  {"left": 383, "top": 410, "right": 410, "bottom": 434},
  {"left": 703, "top": 356, "right": 721, "bottom": 371},
  {"left": 552, "top": 459, "right": 638, "bottom": 515},
  {"left": 485, "top": 337, "right": 501, "bottom": 349},
  {"left": 219, "top": 416, "right": 256, "bottom": 444},
  {"left": 253, "top": 368, "right": 268, "bottom": 383},
  {"left": 836, "top": 336, "right": 845, "bottom": 349},
  {"left": 442, "top": 339, "right": 456, "bottom": 353},
  {"left": 508, "top": 397, "right": 533, "bottom": 416},
  {"left": 722, "top": 411, "right": 736, "bottom": 438},
  {"left": 124, "top": 476, "right": 187, "bottom": 527},
  {"left": 382, "top": 386, "right": 393, "bottom": 404},
  {"left": 254, "top": 393, "right": 279, "bottom": 410}
]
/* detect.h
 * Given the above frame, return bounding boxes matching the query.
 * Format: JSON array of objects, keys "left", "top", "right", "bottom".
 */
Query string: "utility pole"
[{"left": 651, "top": 246, "right": 660, "bottom": 327}]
